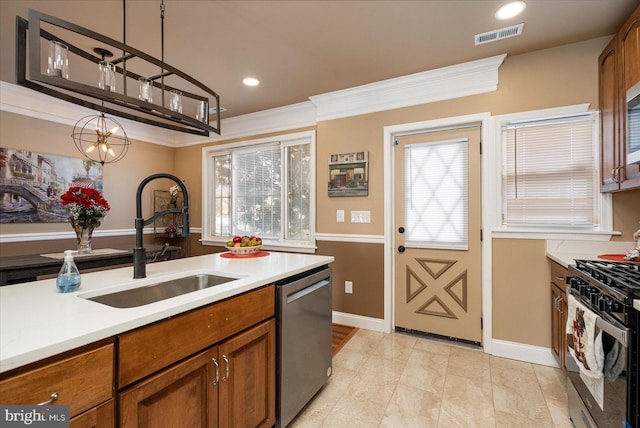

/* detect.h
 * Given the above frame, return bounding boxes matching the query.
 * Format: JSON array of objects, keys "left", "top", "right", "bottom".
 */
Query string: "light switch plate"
[
  {"left": 351, "top": 210, "right": 371, "bottom": 223},
  {"left": 336, "top": 210, "right": 345, "bottom": 222}
]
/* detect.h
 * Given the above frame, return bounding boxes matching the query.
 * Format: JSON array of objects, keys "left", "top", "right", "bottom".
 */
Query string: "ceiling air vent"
[{"left": 475, "top": 23, "right": 524, "bottom": 45}]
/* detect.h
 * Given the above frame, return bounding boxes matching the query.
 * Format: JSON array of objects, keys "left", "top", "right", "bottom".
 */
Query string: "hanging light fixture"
[
  {"left": 72, "top": 114, "right": 130, "bottom": 165},
  {"left": 14, "top": 1, "right": 221, "bottom": 140}
]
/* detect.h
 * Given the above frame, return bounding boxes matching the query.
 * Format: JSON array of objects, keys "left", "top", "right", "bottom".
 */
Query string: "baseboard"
[
  {"left": 491, "top": 339, "right": 560, "bottom": 368},
  {"left": 332, "top": 311, "right": 385, "bottom": 332}
]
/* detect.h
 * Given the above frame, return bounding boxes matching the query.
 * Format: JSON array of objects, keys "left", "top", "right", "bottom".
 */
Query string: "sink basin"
[{"left": 85, "top": 274, "right": 237, "bottom": 308}]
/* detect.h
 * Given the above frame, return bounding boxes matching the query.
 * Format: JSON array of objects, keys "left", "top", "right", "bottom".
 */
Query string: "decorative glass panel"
[
  {"left": 404, "top": 139, "right": 468, "bottom": 249},
  {"left": 211, "top": 154, "right": 231, "bottom": 235},
  {"left": 286, "top": 143, "right": 311, "bottom": 241}
]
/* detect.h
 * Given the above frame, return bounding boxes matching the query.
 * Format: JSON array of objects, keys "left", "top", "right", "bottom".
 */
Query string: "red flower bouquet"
[{"left": 61, "top": 186, "right": 110, "bottom": 228}]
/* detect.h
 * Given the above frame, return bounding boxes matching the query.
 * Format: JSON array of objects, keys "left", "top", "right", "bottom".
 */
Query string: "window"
[
  {"left": 501, "top": 113, "right": 599, "bottom": 228},
  {"left": 203, "top": 131, "right": 315, "bottom": 251},
  {"left": 404, "top": 139, "right": 469, "bottom": 249}
]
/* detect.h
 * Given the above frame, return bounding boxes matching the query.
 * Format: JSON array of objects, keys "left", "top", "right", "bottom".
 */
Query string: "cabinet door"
[
  {"left": 218, "top": 319, "right": 275, "bottom": 428},
  {"left": 621, "top": 6, "right": 640, "bottom": 189},
  {"left": 599, "top": 35, "right": 621, "bottom": 192},
  {"left": 119, "top": 347, "right": 219, "bottom": 428}
]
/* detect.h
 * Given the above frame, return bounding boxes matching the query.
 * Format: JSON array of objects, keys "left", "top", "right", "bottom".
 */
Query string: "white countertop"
[
  {"left": 546, "top": 239, "right": 640, "bottom": 312},
  {"left": 545, "top": 239, "right": 637, "bottom": 268},
  {"left": 0, "top": 251, "right": 334, "bottom": 373}
]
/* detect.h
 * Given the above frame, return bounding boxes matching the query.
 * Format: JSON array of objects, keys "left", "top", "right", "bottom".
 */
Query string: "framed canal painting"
[
  {"left": 328, "top": 151, "right": 368, "bottom": 197},
  {"left": 0, "top": 147, "right": 103, "bottom": 223}
]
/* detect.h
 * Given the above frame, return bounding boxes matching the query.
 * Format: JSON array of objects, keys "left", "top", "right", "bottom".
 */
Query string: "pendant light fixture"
[
  {"left": 15, "top": 0, "right": 221, "bottom": 141},
  {"left": 72, "top": 113, "right": 130, "bottom": 165}
]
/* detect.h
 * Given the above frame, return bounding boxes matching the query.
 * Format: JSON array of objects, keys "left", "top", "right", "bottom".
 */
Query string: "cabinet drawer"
[
  {"left": 550, "top": 261, "right": 568, "bottom": 289},
  {"left": 118, "top": 285, "right": 274, "bottom": 388},
  {"left": 70, "top": 399, "right": 115, "bottom": 428},
  {"left": 0, "top": 344, "right": 114, "bottom": 418}
]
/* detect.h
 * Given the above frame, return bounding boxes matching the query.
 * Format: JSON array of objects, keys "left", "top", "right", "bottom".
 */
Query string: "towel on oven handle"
[{"left": 566, "top": 293, "right": 604, "bottom": 378}]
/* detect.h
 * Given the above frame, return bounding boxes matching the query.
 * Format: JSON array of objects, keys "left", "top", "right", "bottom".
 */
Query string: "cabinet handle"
[
  {"left": 222, "top": 355, "right": 229, "bottom": 382},
  {"left": 554, "top": 276, "right": 565, "bottom": 282},
  {"left": 37, "top": 392, "right": 58, "bottom": 406},
  {"left": 211, "top": 358, "right": 219, "bottom": 386}
]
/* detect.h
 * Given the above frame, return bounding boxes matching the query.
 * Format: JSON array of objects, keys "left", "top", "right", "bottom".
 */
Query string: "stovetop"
[{"left": 572, "top": 259, "right": 640, "bottom": 298}]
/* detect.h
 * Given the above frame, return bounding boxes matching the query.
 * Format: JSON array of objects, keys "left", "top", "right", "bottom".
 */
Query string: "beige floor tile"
[
  {"left": 357, "top": 354, "right": 407, "bottom": 388},
  {"left": 331, "top": 346, "right": 371, "bottom": 372},
  {"left": 413, "top": 336, "right": 454, "bottom": 356},
  {"left": 492, "top": 381, "right": 553, "bottom": 424},
  {"left": 372, "top": 332, "right": 417, "bottom": 362},
  {"left": 380, "top": 384, "right": 441, "bottom": 427},
  {"left": 495, "top": 409, "right": 554, "bottom": 428},
  {"left": 447, "top": 347, "right": 491, "bottom": 383},
  {"left": 533, "top": 364, "right": 568, "bottom": 403},
  {"left": 545, "top": 397, "right": 574, "bottom": 428},
  {"left": 292, "top": 364, "right": 358, "bottom": 425},
  {"left": 321, "top": 378, "right": 391, "bottom": 428},
  {"left": 398, "top": 348, "right": 449, "bottom": 395},
  {"left": 293, "top": 329, "right": 575, "bottom": 428},
  {"left": 438, "top": 373, "right": 495, "bottom": 427}
]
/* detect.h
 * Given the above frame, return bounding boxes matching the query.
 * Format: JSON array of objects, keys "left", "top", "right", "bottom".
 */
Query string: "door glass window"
[{"left": 404, "top": 139, "right": 468, "bottom": 250}]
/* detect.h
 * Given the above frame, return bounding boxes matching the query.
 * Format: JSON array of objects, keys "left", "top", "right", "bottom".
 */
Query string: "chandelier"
[
  {"left": 72, "top": 114, "right": 130, "bottom": 165},
  {"left": 15, "top": 1, "right": 221, "bottom": 143}
]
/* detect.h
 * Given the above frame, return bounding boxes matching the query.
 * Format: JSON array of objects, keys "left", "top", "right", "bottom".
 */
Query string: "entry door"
[{"left": 394, "top": 126, "right": 482, "bottom": 343}]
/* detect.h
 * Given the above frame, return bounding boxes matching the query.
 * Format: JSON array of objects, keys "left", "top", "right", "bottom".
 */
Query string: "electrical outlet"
[
  {"left": 345, "top": 280, "right": 353, "bottom": 294},
  {"left": 336, "top": 209, "right": 345, "bottom": 222}
]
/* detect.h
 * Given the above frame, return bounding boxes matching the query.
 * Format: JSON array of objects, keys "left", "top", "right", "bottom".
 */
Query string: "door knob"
[
  {"left": 398, "top": 227, "right": 405, "bottom": 234},
  {"left": 398, "top": 246, "right": 405, "bottom": 253}
]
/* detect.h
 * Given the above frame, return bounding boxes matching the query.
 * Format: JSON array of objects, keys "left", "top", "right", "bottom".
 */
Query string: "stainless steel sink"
[{"left": 85, "top": 274, "right": 236, "bottom": 308}]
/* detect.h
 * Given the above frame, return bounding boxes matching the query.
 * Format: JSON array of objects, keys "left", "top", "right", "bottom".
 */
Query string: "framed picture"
[
  {"left": 328, "top": 151, "right": 368, "bottom": 197},
  {"left": 0, "top": 147, "right": 103, "bottom": 223}
]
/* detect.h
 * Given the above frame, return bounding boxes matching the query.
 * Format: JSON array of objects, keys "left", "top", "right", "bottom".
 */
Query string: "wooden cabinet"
[
  {"left": 599, "top": 5, "right": 640, "bottom": 191},
  {"left": 117, "top": 286, "right": 276, "bottom": 428},
  {"left": 0, "top": 342, "right": 114, "bottom": 419},
  {"left": 217, "top": 319, "right": 275, "bottom": 428},
  {"left": 70, "top": 400, "right": 115, "bottom": 428},
  {"left": 549, "top": 261, "right": 568, "bottom": 373}
]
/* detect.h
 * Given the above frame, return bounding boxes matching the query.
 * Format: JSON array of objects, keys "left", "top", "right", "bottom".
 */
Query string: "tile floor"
[{"left": 290, "top": 329, "right": 573, "bottom": 427}]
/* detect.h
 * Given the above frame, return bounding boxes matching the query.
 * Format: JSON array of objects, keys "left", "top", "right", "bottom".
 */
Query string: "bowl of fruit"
[{"left": 225, "top": 235, "right": 262, "bottom": 256}]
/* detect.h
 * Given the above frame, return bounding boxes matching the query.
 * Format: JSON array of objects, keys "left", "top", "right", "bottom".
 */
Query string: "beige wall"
[
  {"left": 2, "top": 36, "right": 639, "bottom": 349},
  {"left": 0, "top": 110, "right": 176, "bottom": 234}
]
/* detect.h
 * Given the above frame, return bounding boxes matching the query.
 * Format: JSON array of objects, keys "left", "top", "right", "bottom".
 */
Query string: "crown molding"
[
  {"left": 195, "top": 101, "right": 318, "bottom": 145},
  {"left": 309, "top": 54, "right": 506, "bottom": 121},
  {"left": 1, "top": 53, "right": 506, "bottom": 146},
  {"left": 0, "top": 80, "right": 210, "bottom": 147}
]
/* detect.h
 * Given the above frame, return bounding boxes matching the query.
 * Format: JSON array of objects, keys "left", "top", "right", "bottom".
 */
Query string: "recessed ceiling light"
[
  {"left": 495, "top": 1, "right": 526, "bottom": 20},
  {"left": 243, "top": 77, "right": 260, "bottom": 86}
]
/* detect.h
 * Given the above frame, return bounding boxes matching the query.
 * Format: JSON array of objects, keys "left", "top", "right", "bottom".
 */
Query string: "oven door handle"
[{"left": 596, "top": 317, "right": 629, "bottom": 347}]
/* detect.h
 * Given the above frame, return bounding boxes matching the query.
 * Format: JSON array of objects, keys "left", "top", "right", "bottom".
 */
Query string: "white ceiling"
[{"left": 1, "top": 0, "right": 638, "bottom": 120}]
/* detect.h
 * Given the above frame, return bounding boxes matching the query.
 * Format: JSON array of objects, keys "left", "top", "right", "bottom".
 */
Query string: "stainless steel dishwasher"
[{"left": 276, "top": 265, "right": 332, "bottom": 428}]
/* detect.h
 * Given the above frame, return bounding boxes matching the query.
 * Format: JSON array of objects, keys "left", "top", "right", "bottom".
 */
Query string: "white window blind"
[
  {"left": 204, "top": 131, "right": 315, "bottom": 249},
  {"left": 233, "top": 146, "right": 281, "bottom": 238},
  {"left": 503, "top": 115, "right": 597, "bottom": 227}
]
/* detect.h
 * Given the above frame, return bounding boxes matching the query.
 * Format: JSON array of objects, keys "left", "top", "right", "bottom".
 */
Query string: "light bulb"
[
  {"left": 109, "top": 126, "right": 119, "bottom": 134},
  {"left": 86, "top": 145, "right": 95, "bottom": 153},
  {"left": 100, "top": 143, "right": 108, "bottom": 152},
  {"left": 107, "top": 147, "right": 115, "bottom": 156}
]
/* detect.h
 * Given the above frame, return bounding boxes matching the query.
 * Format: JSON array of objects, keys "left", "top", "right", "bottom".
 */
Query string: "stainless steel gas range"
[{"left": 566, "top": 259, "right": 639, "bottom": 428}]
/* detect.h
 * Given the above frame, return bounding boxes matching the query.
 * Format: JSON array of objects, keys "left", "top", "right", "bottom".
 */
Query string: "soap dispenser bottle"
[{"left": 56, "top": 250, "right": 81, "bottom": 293}]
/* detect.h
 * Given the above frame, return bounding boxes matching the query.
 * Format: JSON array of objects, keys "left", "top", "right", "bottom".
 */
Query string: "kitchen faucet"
[{"left": 134, "top": 173, "right": 189, "bottom": 279}]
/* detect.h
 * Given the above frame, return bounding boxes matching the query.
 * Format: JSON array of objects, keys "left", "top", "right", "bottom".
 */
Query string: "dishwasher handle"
[{"left": 286, "top": 279, "right": 330, "bottom": 304}]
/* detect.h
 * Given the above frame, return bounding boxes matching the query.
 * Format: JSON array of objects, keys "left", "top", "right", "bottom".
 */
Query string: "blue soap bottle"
[{"left": 56, "top": 250, "right": 81, "bottom": 293}]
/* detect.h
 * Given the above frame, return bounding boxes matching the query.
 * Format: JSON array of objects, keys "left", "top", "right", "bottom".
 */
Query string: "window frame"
[
  {"left": 201, "top": 130, "right": 316, "bottom": 252},
  {"left": 490, "top": 105, "right": 614, "bottom": 239}
]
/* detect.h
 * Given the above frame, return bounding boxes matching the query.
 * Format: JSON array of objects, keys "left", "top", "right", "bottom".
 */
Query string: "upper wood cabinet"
[{"left": 600, "top": 5, "right": 640, "bottom": 191}]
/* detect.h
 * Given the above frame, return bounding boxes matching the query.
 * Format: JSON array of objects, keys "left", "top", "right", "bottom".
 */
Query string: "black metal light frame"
[{"left": 16, "top": 9, "right": 221, "bottom": 137}]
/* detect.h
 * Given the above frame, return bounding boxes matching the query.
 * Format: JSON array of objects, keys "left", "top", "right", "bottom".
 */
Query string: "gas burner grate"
[{"left": 574, "top": 259, "right": 640, "bottom": 294}]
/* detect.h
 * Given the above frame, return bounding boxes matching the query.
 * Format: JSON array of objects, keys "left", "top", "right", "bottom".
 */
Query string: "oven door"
[{"left": 566, "top": 302, "right": 631, "bottom": 428}]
